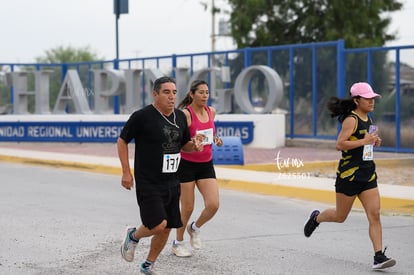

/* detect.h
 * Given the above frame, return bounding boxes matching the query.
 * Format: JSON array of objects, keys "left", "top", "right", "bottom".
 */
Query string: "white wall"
[
  {"left": 1, "top": 114, "right": 286, "bottom": 148},
  {"left": 216, "top": 114, "right": 285, "bottom": 149}
]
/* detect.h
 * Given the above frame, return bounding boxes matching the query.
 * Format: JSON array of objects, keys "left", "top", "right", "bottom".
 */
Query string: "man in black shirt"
[{"left": 118, "top": 76, "right": 203, "bottom": 274}]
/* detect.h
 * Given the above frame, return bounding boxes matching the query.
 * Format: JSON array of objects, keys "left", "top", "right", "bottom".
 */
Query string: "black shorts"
[
  {"left": 335, "top": 178, "right": 378, "bottom": 196},
  {"left": 136, "top": 185, "right": 182, "bottom": 229},
  {"left": 177, "top": 159, "right": 216, "bottom": 183}
]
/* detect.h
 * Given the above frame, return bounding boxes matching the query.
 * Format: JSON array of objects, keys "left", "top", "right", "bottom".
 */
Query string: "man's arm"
[{"left": 117, "top": 137, "right": 134, "bottom": 190}]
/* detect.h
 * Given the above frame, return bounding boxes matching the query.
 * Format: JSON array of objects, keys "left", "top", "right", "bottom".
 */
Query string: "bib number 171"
[{"left": 162, "top": 153, "right": 181, "bottom": 173}]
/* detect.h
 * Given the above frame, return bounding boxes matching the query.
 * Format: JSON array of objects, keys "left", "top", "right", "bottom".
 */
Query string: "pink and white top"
[{"left": 181, "top": 105, "right": 215, "bottom": 163}]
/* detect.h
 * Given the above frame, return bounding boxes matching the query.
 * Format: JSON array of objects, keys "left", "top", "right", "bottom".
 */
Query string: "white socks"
[{"left": 191, "top": 221, "right": 200, "bottom": 232}]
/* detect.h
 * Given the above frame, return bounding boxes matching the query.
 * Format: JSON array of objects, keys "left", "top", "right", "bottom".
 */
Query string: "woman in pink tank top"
[{"left": 171, "top": 80, "right": 223, "bottom": 257}]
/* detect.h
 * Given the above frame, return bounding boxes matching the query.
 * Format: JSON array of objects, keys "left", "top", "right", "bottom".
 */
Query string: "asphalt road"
[{"left": 0, "top": 162, "right": 413, "bottom": 275}]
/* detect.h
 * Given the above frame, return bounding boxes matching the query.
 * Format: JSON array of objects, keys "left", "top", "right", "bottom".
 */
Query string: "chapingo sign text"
[{"left": 6, "top": 65, "right": 283, "bottom": 115}]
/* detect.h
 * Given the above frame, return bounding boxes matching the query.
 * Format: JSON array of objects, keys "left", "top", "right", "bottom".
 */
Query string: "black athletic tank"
[{"left": 336, "top": 111, "right": 377, "bottom": 183}]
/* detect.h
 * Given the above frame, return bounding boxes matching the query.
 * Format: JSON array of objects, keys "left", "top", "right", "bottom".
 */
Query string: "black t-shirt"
[{"left": 120, "top": 105, "right": 191, "bottom": 191}]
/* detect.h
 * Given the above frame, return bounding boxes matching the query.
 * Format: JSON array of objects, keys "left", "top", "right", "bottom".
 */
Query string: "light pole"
[
  {"left": 113, "top": 0, "right": 128, "bottom": 114},
  {"left": 114, "top": 0, "right": 129, "bottom": 61}
]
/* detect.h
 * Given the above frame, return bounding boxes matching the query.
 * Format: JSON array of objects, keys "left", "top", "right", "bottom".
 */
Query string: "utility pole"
[
  {"left": 210, "top": 0, "right": 217, "bottom": 98},
  {"left": 211, "top": 0, "right": 216, "bottom": 61},
  {"left": 210, "top": 0, "right": 231, "bottom": 98}
]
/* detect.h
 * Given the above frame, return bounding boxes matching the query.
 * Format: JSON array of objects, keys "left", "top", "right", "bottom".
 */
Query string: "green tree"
[
  {"left": 35, "top": 45, "right": 103, "bottom": 63},
  {"left": 225, "top": 0, "right": 403, "bottom": 48},
  {"left": 0, "top": 69, "right": 11, "bottom": 113},
  {"left": 34, "top": 45, "right": 104, "bottom": 110},
  {"left": 221, "top": 0, "right": 403, "bottom": 134}
]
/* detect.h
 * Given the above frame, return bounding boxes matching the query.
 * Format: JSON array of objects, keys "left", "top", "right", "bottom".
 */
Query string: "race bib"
[
  {"left": 196, "top": 128, "right": 214, "bottom": 145},
  {"left": 162, "top": 153, "right": 181, "bottom": 173},
  {"left": 363, "top": 144, "right": 374, "bottom": 161},
  {"left": 363, "top": 124, "right": 377, "bottom": 161}
]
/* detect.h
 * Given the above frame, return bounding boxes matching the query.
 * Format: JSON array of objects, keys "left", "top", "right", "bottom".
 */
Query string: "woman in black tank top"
[{"left": 303, "top": 82, "right": 396, "bottom": 270}]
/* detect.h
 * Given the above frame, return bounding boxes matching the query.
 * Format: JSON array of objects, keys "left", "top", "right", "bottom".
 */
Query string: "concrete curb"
[
  {"left": 0, "top": 155, "right": 122, "bottom": 175},
  {"left": 1, "top": 151, "right": 413, "bottom": 216},
  {"left": 217, "top": 178, "right": 414, "bottom": 216}
]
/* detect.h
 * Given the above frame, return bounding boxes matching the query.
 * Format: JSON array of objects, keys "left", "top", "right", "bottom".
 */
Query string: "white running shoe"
[
  {"left": 171, "top": 241, "right": 192, "bottom": 257},
  {"left": 187, "top": 223, "right": 202, "bottom": 249},
  {"left": 121, "top": 226, "right": 138, "bottom": 262}
]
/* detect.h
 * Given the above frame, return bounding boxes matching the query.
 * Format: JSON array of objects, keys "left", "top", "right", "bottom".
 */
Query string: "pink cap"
[{"left": 350, "top": 82, "right": 381, "bottom": 98}]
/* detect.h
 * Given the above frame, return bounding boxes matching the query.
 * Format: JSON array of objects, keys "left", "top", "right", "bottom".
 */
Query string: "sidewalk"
[{"left": 0, "top": 142, "right": 413, "bottom": 215}]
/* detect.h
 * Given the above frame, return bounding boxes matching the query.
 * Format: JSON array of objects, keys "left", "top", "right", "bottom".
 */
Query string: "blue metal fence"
[{"left": 1, "top": 39, "right": 413, "bottom": 152}]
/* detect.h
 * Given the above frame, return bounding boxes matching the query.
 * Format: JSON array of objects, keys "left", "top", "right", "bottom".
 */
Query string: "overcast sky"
[{"left": 0, "top": 0, "right": 413, "bottom": 64}]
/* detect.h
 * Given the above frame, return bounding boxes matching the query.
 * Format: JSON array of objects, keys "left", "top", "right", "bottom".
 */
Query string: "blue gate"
[{"left": 0, "top": 39, "right": 413, "bottom": 152}]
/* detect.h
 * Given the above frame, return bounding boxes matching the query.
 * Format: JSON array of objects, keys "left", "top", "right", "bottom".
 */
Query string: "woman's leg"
[
  {"left": 175, "top": 181, "right": 196, "bottom": 241},
  {"left": 194, "top": 178, "right": 219, "bottom": 228},
  {"left": 317, "top": 193, "right": 356, "bottom": 223},
  {"left": 358, "top": 187, "right": 382, "bottom": 252}
]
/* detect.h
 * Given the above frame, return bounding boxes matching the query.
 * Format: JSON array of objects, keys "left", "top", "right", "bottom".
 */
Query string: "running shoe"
[
  {"left": 140, "top": 262, "right": 158, "bottom": 275},
  {"left": 121, "top": 226, "right": 138, "bottom": 262},
  {"left": 304, "top": 209, "right": 320, "bottom": 237},
  {"left": 171, "top": 241, "right": 192, "bottom": 257},
  {"left": 372, "top": 248, "right": 396, "bottom": 270},
  {"left": 187, "top": 222, "right": 202, "bottom": 249}
]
